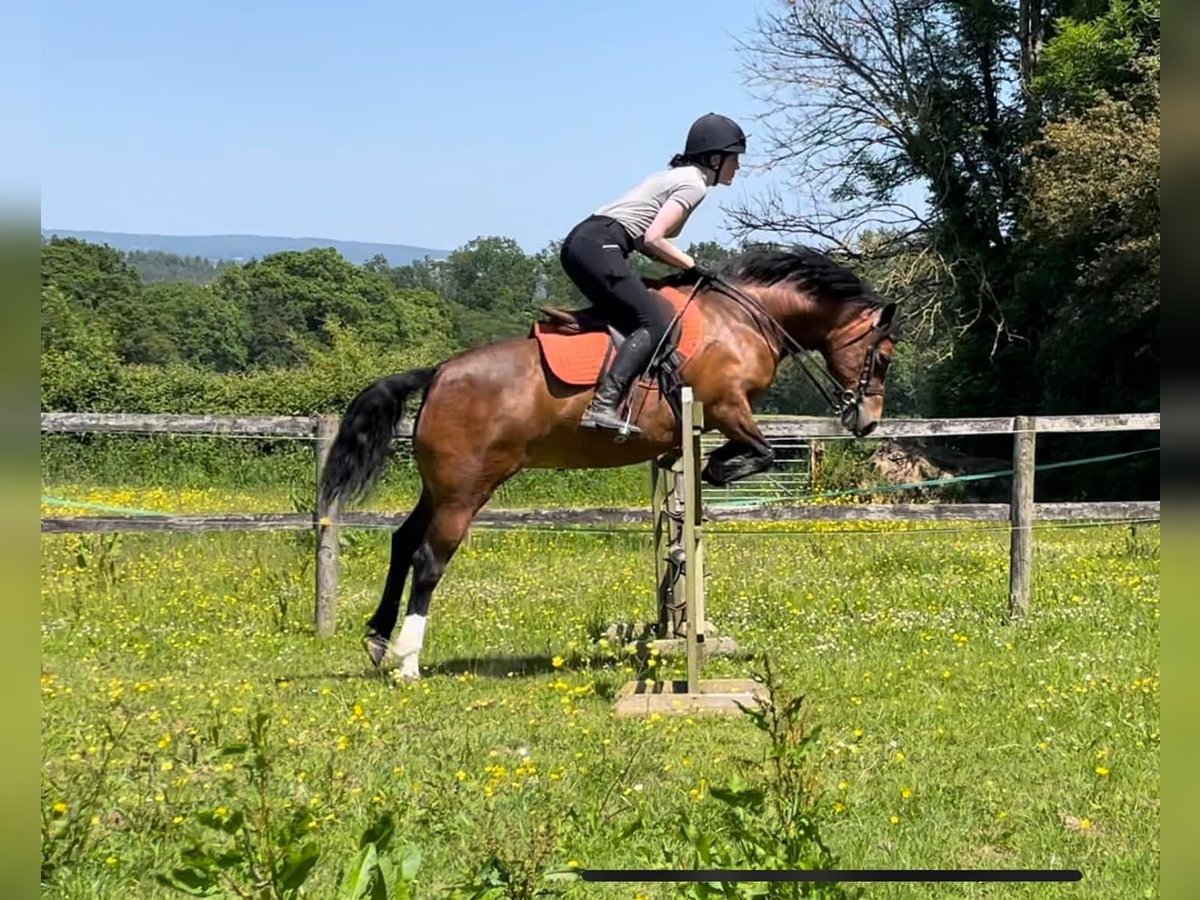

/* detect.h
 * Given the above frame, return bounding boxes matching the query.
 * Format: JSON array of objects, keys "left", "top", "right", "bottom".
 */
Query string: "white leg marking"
[{"left": 390, "top": 614, "right": 426, "bottom": 679}]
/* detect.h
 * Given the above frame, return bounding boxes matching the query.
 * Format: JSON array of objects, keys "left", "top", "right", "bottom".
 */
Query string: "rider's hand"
[{"left": 688, "top": 263, "right": 718, "bottom": 282}]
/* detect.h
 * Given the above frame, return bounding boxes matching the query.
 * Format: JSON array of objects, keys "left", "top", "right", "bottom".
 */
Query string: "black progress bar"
[{"left": 581, "top": 869, "right": 1082, "bottom": 883}]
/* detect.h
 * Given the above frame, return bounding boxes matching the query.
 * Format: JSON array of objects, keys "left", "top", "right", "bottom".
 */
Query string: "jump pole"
[{"left": 613, "top": 387, "right": 760, "bottom": 717}]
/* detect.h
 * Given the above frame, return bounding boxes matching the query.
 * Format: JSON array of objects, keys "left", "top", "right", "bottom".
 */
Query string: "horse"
[{"left": 319, "top": 246, "right": 901, "bottom": 678}]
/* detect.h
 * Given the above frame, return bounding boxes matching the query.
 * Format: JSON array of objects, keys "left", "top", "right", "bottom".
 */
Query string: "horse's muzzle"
[{"left": 841, "top": 401, "right": 879, "bottom": 438}]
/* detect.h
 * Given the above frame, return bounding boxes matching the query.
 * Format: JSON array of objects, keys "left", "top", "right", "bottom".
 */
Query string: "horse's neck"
[{"left": 739, "top": 283, "right": 848, "bottom": 350}]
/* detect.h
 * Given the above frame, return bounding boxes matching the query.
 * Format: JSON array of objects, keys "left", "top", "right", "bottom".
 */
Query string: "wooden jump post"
[{"left": 613, "top": 388, "right": 760, "bottom": 717}]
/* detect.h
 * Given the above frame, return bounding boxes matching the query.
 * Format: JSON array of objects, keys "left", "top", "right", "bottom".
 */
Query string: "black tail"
[{"left": 320, "top": 367, "right": 438, "bottom": 510}]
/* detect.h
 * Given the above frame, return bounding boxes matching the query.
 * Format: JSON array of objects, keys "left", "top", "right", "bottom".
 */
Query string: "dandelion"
[
  {"left": 552, "top": 656, "right": 565, "bottom": 668},
  {"left": 1095, "top": 766, "right": 1110, "bottom": 777},
  {"left": 1079, "top": 818, "right": 1093, "bottom": 831},
  {"left": 838, "top": 780, "right": 850, "bottom": 791},
  {"left": 890, "top": 814, "right": 901, "bottom": 825},
  {"left": 901, "top": 787, "right": 912, "bottom": 799},
  {"left": 52, "top": 801, "right": 68, "bottom": 815}
]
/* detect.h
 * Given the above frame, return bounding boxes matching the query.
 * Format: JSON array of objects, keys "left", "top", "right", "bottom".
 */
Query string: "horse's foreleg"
[
  {"left": 701, "top": 397, "right": 775, "bottom": 487},
  {"left": 389, "top": 502, "right": 477, "bottom": 679},
  {"left": 364, "top": 491, "right": 433, "bottom": 667}
]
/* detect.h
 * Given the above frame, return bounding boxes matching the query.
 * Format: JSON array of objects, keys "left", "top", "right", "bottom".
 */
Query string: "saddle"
[{"left": 531, "top": 286, "right": 704, "bottom": 423}]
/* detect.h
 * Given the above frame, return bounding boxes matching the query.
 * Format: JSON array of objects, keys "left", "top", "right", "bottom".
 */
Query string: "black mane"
[
  {"left": 651, "top": 245, "right": 882, "bottom": 307},
  {"left": 724, "top": 246, "right": 883, "bottom": 305}
]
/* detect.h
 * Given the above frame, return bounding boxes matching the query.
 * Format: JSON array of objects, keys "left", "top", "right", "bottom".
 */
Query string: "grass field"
[{"left": 40, "top": 514, "right": 1159, "bottom": 898}]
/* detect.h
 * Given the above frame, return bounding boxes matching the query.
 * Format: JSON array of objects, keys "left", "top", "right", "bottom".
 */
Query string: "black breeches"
[{"left": 559, "top": 215, "right": 673, "bottom": 350}]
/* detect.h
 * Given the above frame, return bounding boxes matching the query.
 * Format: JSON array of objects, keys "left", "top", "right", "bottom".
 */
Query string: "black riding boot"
[{"left": 580, "top": 328, "right": 655, "bottom": 435}]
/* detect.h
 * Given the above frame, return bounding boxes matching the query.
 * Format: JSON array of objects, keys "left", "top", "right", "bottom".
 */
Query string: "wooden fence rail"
[
  {"left": 41, "top": 411, "right": 1160, "bottom": 632},
  {"left": 41, "top": 411, "right": 1161, "bottom": 439}
]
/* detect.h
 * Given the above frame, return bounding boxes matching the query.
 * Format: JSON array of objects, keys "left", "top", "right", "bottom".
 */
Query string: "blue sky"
[{"left": 41, "top": 0, "right": 803, "bottom": 254}]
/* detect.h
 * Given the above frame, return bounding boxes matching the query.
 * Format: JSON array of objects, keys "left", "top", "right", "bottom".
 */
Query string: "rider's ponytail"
[{"left": 670, "top": 152, "right": 722, "bottom": 172}]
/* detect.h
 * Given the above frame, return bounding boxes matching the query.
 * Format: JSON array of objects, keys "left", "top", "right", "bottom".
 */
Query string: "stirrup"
[{"left": 580, "top": 404, "right": 642, "bottom": 440}]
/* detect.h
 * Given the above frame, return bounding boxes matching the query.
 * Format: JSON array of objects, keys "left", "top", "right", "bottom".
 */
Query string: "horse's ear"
[{"left": 876, "top": 302, "right": 899, "bottom": 336}]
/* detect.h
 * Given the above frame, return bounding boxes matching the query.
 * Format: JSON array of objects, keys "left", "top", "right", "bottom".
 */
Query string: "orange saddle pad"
[{"left": 532, "top": 286, "right": 703, "bottom": 388}]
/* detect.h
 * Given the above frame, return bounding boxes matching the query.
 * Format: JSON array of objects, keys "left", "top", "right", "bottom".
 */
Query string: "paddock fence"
[{"left": 40, "top": 411, "right": 1160, "bottom": 635}]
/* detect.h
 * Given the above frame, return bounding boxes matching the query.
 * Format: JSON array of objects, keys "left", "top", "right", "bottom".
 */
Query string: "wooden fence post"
[
  {"left": 1008, "top": 415, "right": 1036, "bottom": 618},
  {"left": 315, "top": 416, "right": 340, "bottom": 637},
  {"left": 681, "top": 388, "right": 705, "bottom": 695}
]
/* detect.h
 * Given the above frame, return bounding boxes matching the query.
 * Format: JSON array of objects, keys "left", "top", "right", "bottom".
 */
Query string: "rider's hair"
[{"left": 669, "top": 152, "right": 720, "bottom": 169}]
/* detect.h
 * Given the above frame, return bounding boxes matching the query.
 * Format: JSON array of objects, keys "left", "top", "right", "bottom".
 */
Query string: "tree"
[
  {"left": 440, "top": 237, "right": 541, "bottom": 346},
  {"left": 732, "top": 1, "right": 1156, "bottom": 407},
  {"left": 211, "top": 248, "right": 453, "bottom": 369},
  {"left": 687, "top": 240, "right": 739, "bottom": 270},
  {"left": 120, "top": 249, "right": 235, "bottom": 285},
  {"left": 139, "top": 282, "right": 251, "bottom": 371},
  {"left": 383, "top": 256, "right": 449, "bottom": 295},
  {"left": 40, "top": 284, "right": 122, "bottom": 411},
  {"left": 534, "top": 241, "right": 586, "bottom": 308},
  {"left": 444, "top": 237, "right": 539, "bottom": 313},
  {"left": 41, "top": 237, "right": 145, "bottom": 361},
  {"left": 1015, "top": 0, "right": 1158, "bottom": 415},
  {"left": 732, "top": 0, "right": 1034, "bottom": 342},
  {"left": 729, "top": 0, "right": 1157, "bottom": 499}
]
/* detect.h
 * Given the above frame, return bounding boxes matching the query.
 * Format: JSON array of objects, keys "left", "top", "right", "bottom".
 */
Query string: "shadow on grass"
[
  {"left": 424, "top": 654, "right": 633, "bottom": 686},
  {"left": 272, "top": 635, "right": 755, "bottom": 694},
  {"left": 268, "top": 652, "right": 628, "bottom": 690}
]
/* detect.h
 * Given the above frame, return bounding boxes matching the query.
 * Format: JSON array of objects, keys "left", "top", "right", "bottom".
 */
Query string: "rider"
[{"left": 559, "top": 112, "right": 746, "bottom": 434}]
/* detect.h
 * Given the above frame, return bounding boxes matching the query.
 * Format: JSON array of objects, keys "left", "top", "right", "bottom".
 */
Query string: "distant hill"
[{"left": 40, "top": 229, "right": 449, "bottom": 266}]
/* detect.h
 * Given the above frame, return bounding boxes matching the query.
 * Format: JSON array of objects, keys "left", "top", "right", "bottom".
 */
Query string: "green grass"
[{"left": 40, "top": 520, "right": 1159, "bottom": 898}]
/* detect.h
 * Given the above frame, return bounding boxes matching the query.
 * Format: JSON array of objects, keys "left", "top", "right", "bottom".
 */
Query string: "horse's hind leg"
[
  {"left": 389, "top": 501, "right": 478, "bottom": 679},
  {"left": 363, "top": 490, "right": 432, "bottom": 667}
]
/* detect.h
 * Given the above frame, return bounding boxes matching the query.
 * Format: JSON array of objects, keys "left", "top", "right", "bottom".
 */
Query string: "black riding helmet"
[{"left": 683, "top": 113, "right": 747, "bottom": 157}]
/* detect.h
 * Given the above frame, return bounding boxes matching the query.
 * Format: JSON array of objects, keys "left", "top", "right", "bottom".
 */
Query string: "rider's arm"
[{"left": 641, "top": 200, "right": 696, "bottom": 270}]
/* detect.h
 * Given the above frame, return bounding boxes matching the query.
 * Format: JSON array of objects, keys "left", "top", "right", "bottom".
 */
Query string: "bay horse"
[{"left": 320, "top": 246, "right": 900, "bottom": 678}]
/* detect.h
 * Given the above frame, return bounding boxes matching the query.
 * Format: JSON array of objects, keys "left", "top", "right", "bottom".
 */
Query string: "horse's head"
[
  {"left": 821, "top": 300, "right": 900, "bottom": 438},
  {"left": 707, "top": 246, "right": 902, "bottom": 438}
]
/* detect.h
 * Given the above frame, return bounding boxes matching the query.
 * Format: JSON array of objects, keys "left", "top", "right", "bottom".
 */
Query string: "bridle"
[{"left": 690, "top": 274, "right": 897, "bottom": 419}]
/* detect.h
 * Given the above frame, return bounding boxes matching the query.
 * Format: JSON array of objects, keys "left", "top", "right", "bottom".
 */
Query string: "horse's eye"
[{"left": 875, "top": 354, "right": 891, "bottom": 378}]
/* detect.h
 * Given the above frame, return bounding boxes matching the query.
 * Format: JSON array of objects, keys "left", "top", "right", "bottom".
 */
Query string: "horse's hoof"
[{"left": 363, "top": 633, "right": 389, "bottom": 668}]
